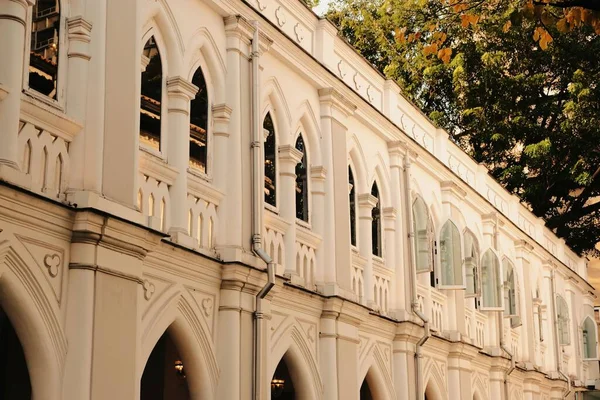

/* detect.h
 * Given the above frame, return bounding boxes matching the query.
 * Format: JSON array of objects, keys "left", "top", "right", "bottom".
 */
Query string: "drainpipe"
[
  {"left": 551, "top": 267, "right": 572, "bottom": 399},
  {"left": 250, "top": 20, "right": 276, "bottom": 400},
  {"left": 403, "top": 153, "right": 430, "bottom": 400},
  {"left": 499, "top": 312, "right": 515, "bottom": 400}
]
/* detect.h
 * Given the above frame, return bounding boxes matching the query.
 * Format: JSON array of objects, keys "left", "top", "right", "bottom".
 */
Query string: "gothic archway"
[
  {"left": 141, "top": 331, "right": 190, "bottom": 400},
  {"left": 360, "top": 378, "right": 375, "bottom": 400},
  {"left": 0, "top": 305, "right": 31, "bottom": 399},
  {"left": 271, "top": 356, "right": 295, "bottom": 400}
]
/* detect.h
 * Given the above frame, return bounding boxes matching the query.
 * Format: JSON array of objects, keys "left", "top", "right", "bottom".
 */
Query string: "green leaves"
[{"left": 329, "top": 0, "right": 600, "bottom": 255}]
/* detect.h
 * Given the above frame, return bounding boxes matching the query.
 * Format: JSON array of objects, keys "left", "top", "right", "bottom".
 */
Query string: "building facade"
[{"left": 0, "top": 0, "right": 598, "bottom": 399}]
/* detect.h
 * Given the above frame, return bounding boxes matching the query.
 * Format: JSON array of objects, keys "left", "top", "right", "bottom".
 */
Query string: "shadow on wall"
[{"left": 0, "top": 306, "right": 31, "bottom": 399}]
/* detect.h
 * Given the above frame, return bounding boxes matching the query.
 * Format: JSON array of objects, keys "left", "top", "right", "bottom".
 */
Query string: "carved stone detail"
[
  {"left": 43, "top": 254, "right": 60, "bottom": 277},
  {"left": 143, "top": 279, "right": 156, "bottom": 300},
  {"left": 337, "top": 60, "right": 347, "bottom": 78},
  {"left": 275, "top": 6, "right": 286, "bottom": 27},
  {"left": 202, "top": 297, "right": 213, "bottom": 317},
  {"left": 294, "top": 23, "right": 305, "bottom": 43}
]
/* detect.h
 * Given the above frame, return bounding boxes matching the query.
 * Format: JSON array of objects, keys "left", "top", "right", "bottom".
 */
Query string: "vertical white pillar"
[
  {"left": 358, "top": 193, "right": 378, "bottom": 306},
  {"left": 388, "top": 142, "right": 407, "bottom": 315},
  {"left": 65, "top": 16, "right": 94, "bottom": 195},
  {"left": 319, "top": 310, "right": 339, "bottom": 400},
  {"left": 216, "top": 282, "right": 243, "bottom": 399},
  {"left": 311, "top": 166, "right": 327, "bottom": 284},
  {"left": 278, "top": 144, "right": 302, "bottom": 278},
  {"left": 318, "top": 88, "right": 356, "bottom": 295},
  {"left": 102, "top": 0, "right": 140, "bottom": 206},
  {"left": 0, "top": 0, "right": 32, "bottom": 177},
  {"left": 383, "top": 207, "right": 396, "bottom": 313},
  {"left": 165, "top": 76, "right": 198, "bottom": 244}
]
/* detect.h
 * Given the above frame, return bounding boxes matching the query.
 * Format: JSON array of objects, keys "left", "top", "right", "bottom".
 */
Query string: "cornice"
[
  {"left": 318, "top": 87, "right": 357, "bottom": 119},
  {"left": 166, "top": 76, "right": 199, "bottom": 100}
]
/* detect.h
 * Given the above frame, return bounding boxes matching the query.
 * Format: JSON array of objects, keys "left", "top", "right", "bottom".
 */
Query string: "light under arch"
[
  {"left": 140, "top": 288, "right": 218, "bottom": 399},
  {"left": 269, "top": 324, "right": 323, "bottom": 400}
]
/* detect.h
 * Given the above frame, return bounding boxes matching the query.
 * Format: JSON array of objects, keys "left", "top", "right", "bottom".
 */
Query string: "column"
[
  {"left": 0, "top": 0, "right": 33, "bottom": 177},
  {"left": 388, "top": 142, "right": 407, "bottom": 315},
  {"left": 311, "top": 166, "right": 327, "bottom": 284},
  {"left": 65, "top": 16, "right": 94, "bottom": 196},
  {"left": 319, "top": 309, "right": 339, "bottom": 400},
  {"left": 382, "top": 207, "right": 396, "bottom": 312},
  {"left": 217, "top": 16, "right": 251, "bottom": 261},
  {"left": 516, "top": 240, "right": 535, "bottom": 364},
  {"left": 318, "top": 88, "right": 356, "bottom": 295},
  {"left": 64, "top": 211, "right": 162, "bottom": 400},
  {"left": 278, "top": 144, "right": 303, "bottom": 278},
  {"left": 165, "top": 76, "right": 198, "bottom": 245},
  {"left": 102, "top": 0, "right": 140, "bottom": 206},
  {"left": 358, "top": 193, "right": 378, "bottom": 306},
  {"left": 216, "top": 281, "right": 243, "bottom": 400}
]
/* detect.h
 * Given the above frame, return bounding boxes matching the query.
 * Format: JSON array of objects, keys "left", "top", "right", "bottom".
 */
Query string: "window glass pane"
[
  {"left": 263, "top": 113, "right": 276, "bottom": 206},
  {"left": 29, "top": 0, "right": 60, "bottom": 99},
  {"left": 503, "top": 260, "right": 517, "bottom": 317},
  {"left": 583, "top": 317, "right": 597, "bottom": 358},
  {"left": 412, "top": 198, "right": 430, "bottom": 273},
  {"left": 140, "top": 37, "right": 162, "bottom": 151},
  {"left": 371, "top": 183, "right": 381, "bottom": 257},
  {"left": 440, "top": 221, "right": 462, "bottom": 286},
  {"left": 481, "top": 250, "right": 501, "bottom": 308},
  {"left": 190, "top": 67, "right": 209, "bottom": 173},
  {"left": 556, "top": 296, "right": 570, "bottom": 345},
  {"left": 349, "top": 167, "right": 356, "bottom": 246},
  {"left": 295, "top": 135, "right": 308, "bottom": 222}
]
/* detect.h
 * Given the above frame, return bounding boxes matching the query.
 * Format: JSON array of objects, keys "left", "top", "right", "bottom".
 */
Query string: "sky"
[{"left": 312, "top": 0, "right": 332, "bottom": 16}]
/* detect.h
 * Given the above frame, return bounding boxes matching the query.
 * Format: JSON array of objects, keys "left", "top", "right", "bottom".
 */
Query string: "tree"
[{"left": 328, "top": 0, "right": 600, "bottom": 256}]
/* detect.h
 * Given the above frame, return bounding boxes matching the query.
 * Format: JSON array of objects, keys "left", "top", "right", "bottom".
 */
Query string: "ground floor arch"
[{"left": 0, "top": 305, "right": 31, "bottom": 399}]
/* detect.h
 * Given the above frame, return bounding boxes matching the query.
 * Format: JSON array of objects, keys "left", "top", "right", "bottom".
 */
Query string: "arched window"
[
  {"left": 189, "top": 67, "right": 209, "bottom": 173},
  {"left": 480, "top": 250, "right": 502, "bottom": 310},
  {"left": 140, "top": 37, "right": 163, "bottom": 151},
  {"left": 349, "top": 166, "right": 357, "bottom": 247},
  {"left": 556, "top": 295, "right": 571, "bottom": 346},
  {"left": 582, "top": 316, "right": 598, "bottom": 360},
  {"left": 29, "top": 0, "right": 60, "bottom": 99},
  {"left": 263, "top": 113, "right": 276, "bottom": 206},
  {"left": 295, "top": 135, "right": 309, "bottom": 222},
  {"left": 464, "top": 230, "right": 480, "bottom": 297},
  {"left": 439, "top": 220, "right": 462, "bottom": 288},
  {"left": 412, "top": 197, "right": 433, "bottom": 273},
  {"left": 503, "top": 259, "right": 521, "bottom": 328},
  {"left": 371, "top": 183, "right": 381, "bottom": 257}
]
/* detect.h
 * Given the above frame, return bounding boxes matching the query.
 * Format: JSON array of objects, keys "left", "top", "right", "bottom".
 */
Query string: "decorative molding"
[
  {"left": 353, "top": 73, "right": 362, "bottom": 91},
  {"left": 275, "top": 6, "right": 286, "bottom": 27},
  {"left": 337, "top": 60, "right": 347, "bottom": 79},
  {"left": 139, "top": 150, "right": 179, "bottom": 186},
  {"left": 294, "top": 23, "right": 305, "bottom": 43},
  {"left": 143, "top": 279, "right": 156, "bottom": 300},
  {"left": 201, "top": 297, "right": 213, "bottom": 317},
  {"left": 43, "top": 254, "right": 60, "bottom": 277},
  {"left": 257, "top": 0, "right": 268, "bottom": 10}
]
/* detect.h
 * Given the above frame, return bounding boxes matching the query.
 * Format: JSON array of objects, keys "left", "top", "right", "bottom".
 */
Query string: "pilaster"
[{"left": 358, "top": 193, "right": 378, "bottom": 306}]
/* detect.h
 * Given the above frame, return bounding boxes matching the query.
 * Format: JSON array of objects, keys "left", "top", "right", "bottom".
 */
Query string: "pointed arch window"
[
  {"left": 295, "top": 135, "right": 309, "bottom": 222},
  {"left": 464, "top": 230, "right": 480, "bottom": 297},
  {"left": 140, "top": 36, "right": 163, "bottom": 151},
  {"left": 190, "top": 67, "right": 209, "bottom": 173},
  {"left": 263, "top": 113, "right": 277, "bottom": 206},
  {"left": 480, "top": 250, "right": 502, "bottom": 310},
  {"left": 503, "top": 259, "right": 522, "bottom": 328},
  {"left": 582, "top": 316, "right": 598, "bottom": 360},
  {"left": 438, "top": 220, "right": 462, "bottom": 288},
  {"left": 412, "top": 197, "right": 433, "bottom": 273},
  {"left": 29, "top": 0, "right": 61, "bottom": 99},
  {"left": 556, "top": 295, "right": 571, "bottom": 346},
  {"left": 349, "top": 166, "right": 357, "bottom": 247},
  {"left": 371, "top": 183, "right": 381, "bottom": 257}
]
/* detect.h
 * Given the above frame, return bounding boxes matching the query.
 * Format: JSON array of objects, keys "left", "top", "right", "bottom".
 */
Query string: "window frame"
[
  {"left": 582, "top": 315, "right": 598, "bottom": 360},
  {"left": 188, "top": 65, "right": 211, "bottom": 177},
  {"left": 370, "top": 181, "right": 382, "bottom": 258},
  {"left": 436, "top": 219, "right": 465, "bottom": 290},
  {"left": 348, "top": 165, "right": 357, "bottom": 248},
  {"left": 262, "top": 111, "right": 278, "bottom": 209},
  {"left": 139, "top": 33, "right": 167, "bottom": 158},
  {"left": 412, "top": 196, "right": 434, "bottom": 274},
  {"left": 502, "top": 258, "right": 522, "bottom": 328},
  {"left": 463, "top": 229, "right": 481, "bottom": 298},
  {"left": 294, "top": 132, "right": 310, "bottom": 224},
  {"left": 479, "top": 249, "right": 504, "bottom": 311},
  {"left": 23, "top": 0, "right": 67, "bottom": 109},
  {"left": 556, "top": 294, "right": 571, "bottom": 346}
]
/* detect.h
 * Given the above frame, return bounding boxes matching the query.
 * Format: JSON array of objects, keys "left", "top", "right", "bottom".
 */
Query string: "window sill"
[
  {"left": 23, "top": 88, "right": 64, "bottom": 112},
  {"left": 264, "top": 203, "right": 279, "bottom": 215},
  {"left": 295, "top": 218, "right": 311, "bottom": 231},
  {"left": 139, "top": 145, "right": 165, "bottom": 162},
  {"left": 187, "top": 167, "right": 212, "bottom": 185}
]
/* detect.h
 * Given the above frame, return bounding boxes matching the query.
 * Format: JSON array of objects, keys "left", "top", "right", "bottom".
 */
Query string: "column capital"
[
  {"left": 388, "top": 140, "right": 418, "bottom": 167},
  {"left": 166, "top": 76, "right": 199, "bottom": 100},
  {"left": 224, "top": 15, "right": 273, "bottom": 53},
  {"left": 514, "top": 239, "right": 534, "bottom": 260},
  {"left": 358, "top": 193, "right": 378, "bottom": 210},
  {"left": 213, "top": 103, "right": 232, "bottom": 137},
  {"left": 383, "top": 207, "right": 397, "bottom": 220},
  {"left": 67, "top": 15, "right": 93, "bottom": 38},
  {"left": 318, "top": 87, "right": 357, "bottom": 122},
  {"left": 310, "top": 165, "right": 327, "bottom": 181},
  {"left": 278, "top": 144, "right": 303, "bottom": 166}
]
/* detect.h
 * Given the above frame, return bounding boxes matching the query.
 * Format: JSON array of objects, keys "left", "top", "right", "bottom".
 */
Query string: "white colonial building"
[{"left": 0, "top": 0, "right": 598, "bottom": 399}]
